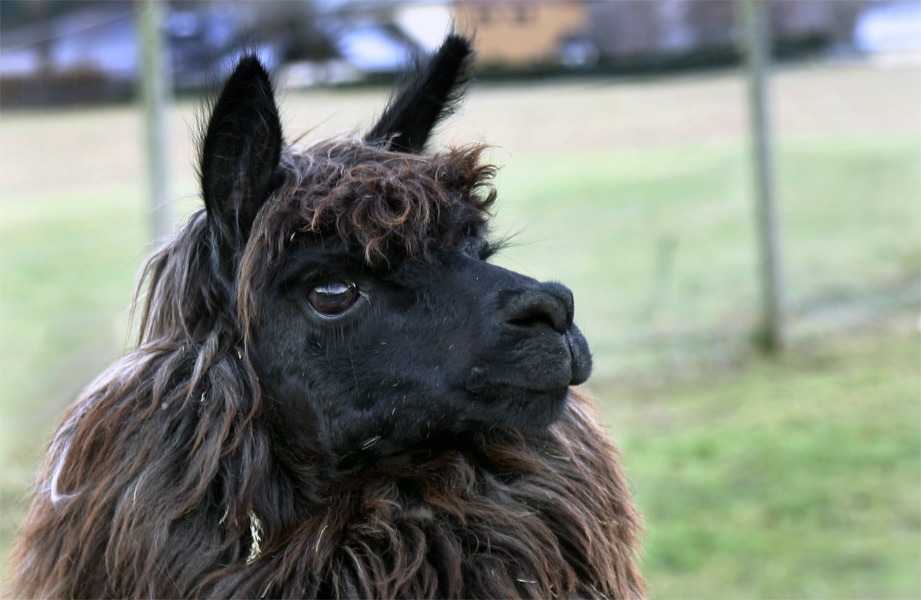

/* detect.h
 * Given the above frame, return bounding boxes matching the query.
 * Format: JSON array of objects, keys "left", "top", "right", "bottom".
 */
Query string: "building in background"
[
  {"left": 454, "top": 0, "right": 875, "bottom": 71},
  {"left": 1, "top": 0, "right": 917, "bottom": 107},
  {"left": 454, "top": 1, "right": 590, "bottom": 68}
]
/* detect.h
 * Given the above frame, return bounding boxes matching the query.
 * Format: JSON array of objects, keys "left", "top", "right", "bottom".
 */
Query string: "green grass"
[
  {"left": 2, "top": 64, "right": 919, "bottom": 595},
  {"left": 0, "top": 186, "right": 150, "bottom": 563},
  {"left": 593, "top": 323, "right": 920, "bottom": 598}
]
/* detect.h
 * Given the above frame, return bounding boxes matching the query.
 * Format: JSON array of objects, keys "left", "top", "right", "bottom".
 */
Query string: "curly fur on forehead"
[{"left": 251, "top": 138, "right": 498, "bottom": 267}]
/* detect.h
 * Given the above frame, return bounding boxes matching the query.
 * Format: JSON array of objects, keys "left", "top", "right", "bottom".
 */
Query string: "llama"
[{"left": 9, "top": 35, "right": 644, "bottom": 598}]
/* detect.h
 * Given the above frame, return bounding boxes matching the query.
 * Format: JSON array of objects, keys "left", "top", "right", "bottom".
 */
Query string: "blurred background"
[{"left": 1, "top": 0, "right": 918, "bottom": 596}]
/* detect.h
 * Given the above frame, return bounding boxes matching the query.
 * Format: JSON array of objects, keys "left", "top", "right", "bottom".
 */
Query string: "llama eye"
[{"left": 308, "top": 281, "right": 359, "bottom": 316}]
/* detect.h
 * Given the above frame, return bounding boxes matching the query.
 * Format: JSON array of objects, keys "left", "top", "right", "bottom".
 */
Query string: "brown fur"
[{"left": 272, "top": 140, "right": 496, "bottom": 264}]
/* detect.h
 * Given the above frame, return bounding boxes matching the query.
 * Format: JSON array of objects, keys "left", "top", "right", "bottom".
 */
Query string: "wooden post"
[
  {"left": 138, "top": 0, "right": 173, "bottom": 240},
  {"left": 741, "top": 0, "right": 786, "bottom": 352}
]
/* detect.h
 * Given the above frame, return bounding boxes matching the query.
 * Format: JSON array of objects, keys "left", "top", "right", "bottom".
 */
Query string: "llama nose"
[{"left": 502, "top": 283, "right": 574, "bottom": 335}]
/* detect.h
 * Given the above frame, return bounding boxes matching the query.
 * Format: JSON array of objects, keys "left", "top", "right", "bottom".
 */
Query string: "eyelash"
[{"left": 477, "top": 239, "right": 506, "bottom": 261}]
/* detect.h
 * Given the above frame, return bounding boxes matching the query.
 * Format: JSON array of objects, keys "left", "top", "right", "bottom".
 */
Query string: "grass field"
[
  {"left": 1, "top": 61, "right": 919, "bottom": 596},
  {"left": 602, "top": 319, "right": 919, "bottom": 598}
]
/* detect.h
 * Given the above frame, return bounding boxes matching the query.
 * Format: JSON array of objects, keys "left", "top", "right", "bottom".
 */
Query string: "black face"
[
  {"left": 198, "top": 37, "right": 592, "bottom": 465},
  {"left": 251, "top": 236, "right": 592, "bottom": 459}
]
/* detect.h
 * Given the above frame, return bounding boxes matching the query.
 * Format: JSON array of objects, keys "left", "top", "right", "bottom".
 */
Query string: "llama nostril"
[{"left": 503, "top": 286, "right": 573, "bottom": 334}]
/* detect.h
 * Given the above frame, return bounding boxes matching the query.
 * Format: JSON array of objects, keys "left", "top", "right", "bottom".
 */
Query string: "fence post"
[
  {"left": 741, "top": 0, "right": 786, "bottom": 352},
  {"left": 138, "top": 0, "right": 173, "bottom": 241}
]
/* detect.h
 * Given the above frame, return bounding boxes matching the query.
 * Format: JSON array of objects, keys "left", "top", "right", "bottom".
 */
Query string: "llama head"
[{"left": 199, "top": 36, "right": 592, "bottom": 464}]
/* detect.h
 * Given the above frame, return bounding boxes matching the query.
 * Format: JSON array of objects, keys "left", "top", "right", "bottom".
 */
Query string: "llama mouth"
[
  {"left": 566, "top": 324, "right": 592, "bottom": 385},
  {"left": 464, "top": 325, "right": 592, "bottom": 395}
]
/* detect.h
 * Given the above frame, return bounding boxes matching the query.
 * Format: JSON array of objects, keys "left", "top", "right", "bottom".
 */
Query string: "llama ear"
[
  {"left": 365, "top": 34, "right": 474, "bottom": 153},
  {"left": 200, "top": 56, "right": 282, "bottom": 248}
]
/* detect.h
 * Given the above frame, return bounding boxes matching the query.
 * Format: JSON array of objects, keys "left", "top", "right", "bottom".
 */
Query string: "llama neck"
[{"left": 224, "top": 389, "right": 645, "bottom": 599}]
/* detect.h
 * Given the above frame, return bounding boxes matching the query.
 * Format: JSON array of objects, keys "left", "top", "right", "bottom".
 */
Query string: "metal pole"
[
  {"left": 741, "top": 0, "right": 786, "bottom": 352},
  {"left": 138, "top": 0, "right": 173, "bottom": 240}
]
